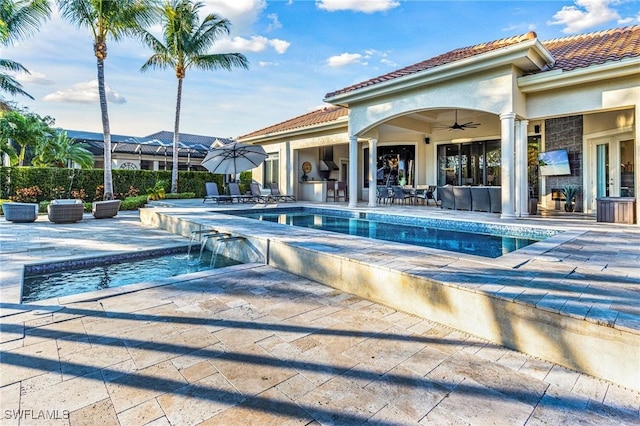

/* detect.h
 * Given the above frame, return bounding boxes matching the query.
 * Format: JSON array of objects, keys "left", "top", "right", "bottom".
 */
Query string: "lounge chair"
[
  {"left": 269, "top": 182, "right": 296, "bottom": 202},
  {"left": 250, "top": 182, "right": 276, "bottom": 203},
  {"left": 227, "top": 182, "right": 253, "bottom": 203},
  {"left": 48, "top": 199, "right": 84, "bottom": 223},
  {"left": 203, "top": 182, "right": 232, "bottom": 204},
  {"left": 2, "top": 202, "right": 38, "bottom": 223},
  {"left": 92, "top": 199, "right": 121, "bottom": 219}
]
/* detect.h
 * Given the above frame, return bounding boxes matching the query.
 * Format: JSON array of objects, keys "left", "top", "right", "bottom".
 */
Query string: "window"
[
  {"left": 263, "top": 153, "right": 279, "bottom": 186},
  {"left": 364, "top": 145, "right": 415, "bottom": 187},
  {"left": 437, "top": 140, "right": 500, "bottom": 186}
]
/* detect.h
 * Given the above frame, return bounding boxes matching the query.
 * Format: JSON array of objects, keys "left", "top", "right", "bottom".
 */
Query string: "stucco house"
[{"left": 239, "top": 25, "right": 639, "bottom": 224}]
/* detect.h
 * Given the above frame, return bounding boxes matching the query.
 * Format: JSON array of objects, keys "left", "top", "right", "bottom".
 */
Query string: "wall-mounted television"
[{"left": 538, "top": 149, "right": 571, "bottom": 176}]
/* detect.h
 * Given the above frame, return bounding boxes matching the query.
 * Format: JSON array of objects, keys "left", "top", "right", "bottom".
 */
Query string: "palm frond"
[
  {"left": 0, "top": 70, "right": 33, "bottom": 99},
  {"left": 0, "top": 0, "right": 51, "bottom": 45},
  {"left": 187, "top": 53, "right": 249, "bottom": 72}
]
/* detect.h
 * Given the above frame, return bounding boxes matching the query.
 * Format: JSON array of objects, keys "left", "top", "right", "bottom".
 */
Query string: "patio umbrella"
[{"left": 200, "top": 142, "right": 268, "bottom": 177}]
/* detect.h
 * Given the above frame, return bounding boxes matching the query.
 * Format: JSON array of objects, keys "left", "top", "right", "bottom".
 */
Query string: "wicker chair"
[
  {"left": 48, "top": 199, "right": 84, "bottom": 223},
  {"left": 92, "top": 200, "right": 121, "bottom": 219},
  {"left": 2, "top": 202, "right": 38, "bottom": 223}
]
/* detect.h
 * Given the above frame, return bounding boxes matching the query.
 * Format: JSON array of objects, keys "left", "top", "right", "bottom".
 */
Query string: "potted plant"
[{"left": 561, "top": 184, "right": 579, "bottom": 212}]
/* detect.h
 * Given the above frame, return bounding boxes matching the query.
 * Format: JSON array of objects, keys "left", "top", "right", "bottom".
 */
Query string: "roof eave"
[
  {"left": 324, "top": 39, "right": 554, "bottom": 106},
  {"left": 239, "top": 116, "right": 349, "bottom": 144},
  {"left": 518, "top": 56, "right": 640, "bottom": 93}
]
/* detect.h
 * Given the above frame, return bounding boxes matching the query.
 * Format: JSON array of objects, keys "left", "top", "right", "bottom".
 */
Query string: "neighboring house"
[
  {"left": 238, "top": 25, "right": 639, "bottom": 223},
  {"left": 66, "top": 130, "right": 232, "bottom": 171}
]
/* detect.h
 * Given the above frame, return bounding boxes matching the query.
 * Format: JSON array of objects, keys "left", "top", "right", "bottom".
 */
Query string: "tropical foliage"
[
  {"left": 56, "top": 0, "right": 158, "bottom": 199},
  {"left": 140, "top": 0, "right": 248, "bottom": 193},
  {"left": 0, "top": 109, "right": 54, "bottom": 165},
  {"left": 0, "top": 0, "right": 51, "bottom": 101},
  {"left": 32, "top": 130, "right": 94, "bottom": 168}
]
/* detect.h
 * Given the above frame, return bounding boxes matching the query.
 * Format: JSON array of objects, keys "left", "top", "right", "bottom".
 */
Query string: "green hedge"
[{"left": 0, "top": 167, "right": 236, "bottom": 202}]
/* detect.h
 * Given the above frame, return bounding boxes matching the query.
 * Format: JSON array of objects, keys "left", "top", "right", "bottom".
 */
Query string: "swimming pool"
[
  {"left": 22, "top": 246, "right": 241, "bottom": 302},
  {"left": 224, "top": 207, "right": 557, "bottom": 258}
]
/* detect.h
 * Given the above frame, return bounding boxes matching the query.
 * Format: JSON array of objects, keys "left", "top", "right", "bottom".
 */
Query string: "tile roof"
[
  {"left": 325, "top": 25, "right": 640, "bottom": 99},
  {"left": 542, "top": 25, "right": 640, "bottom": 71},
  {"left": 239, "top": 106, "right": 348, "bottom": 140}
]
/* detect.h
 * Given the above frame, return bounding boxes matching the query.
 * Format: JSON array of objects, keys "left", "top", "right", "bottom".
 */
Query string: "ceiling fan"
[{"left": 435, "top": 109, "right": 481, "bottom": 131}]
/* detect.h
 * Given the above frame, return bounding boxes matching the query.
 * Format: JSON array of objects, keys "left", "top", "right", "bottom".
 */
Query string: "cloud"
[
  {"left": 13, "top": 71, "right": 55, "bottom": 85},
  {"left": 259, "top": 61, "right": 279, "bottom": 67},
  {"left": 548, "top": 0, "right": 620, "bottom": 33},
  {"left": 212, "top": 35, "right": 290, "bottom": 54},
  {"left": 327, "top": 48, "right": 397, "bottom": 68},
  {"left": 43, "top": 80, "right": 126, "bottom": 104},
  {"left": 316, "top": 0, "right": 400, "bottom": 13},
  {"left": 617, "top": 11, "right": 640, "bottom": 25},
  {"left": 327, "top": 53, "right": 363, "bottom": 67},
  {"left": 201, "top": 0, "right": 267, "bottom": 33},
  {"left": 266, "top": 13, "right": 282, "bottom": 32},
  {"left": 269, "top": 39, "right": 291, "bottom": 54}
]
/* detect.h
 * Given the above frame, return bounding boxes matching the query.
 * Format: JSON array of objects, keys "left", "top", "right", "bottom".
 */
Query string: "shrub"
[
  {"left": 9, "top": 185, "right": 42, "bottom": 202},
  {"left": 120, "top": 195, "right": 148, "bottom": 210}
]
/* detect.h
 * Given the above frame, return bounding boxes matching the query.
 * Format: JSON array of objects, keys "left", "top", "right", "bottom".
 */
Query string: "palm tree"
[
  {"left": 33, "top": 130, "right": 94, "bottom": 168},
  {"left": 0, "top": 109, "right": 54, "bottom": 165},
  {"left": 0, "top": 0, "right": 52, "bottom": 100},
  {"left": 140, "top": 0, "right": 248, "bottom": 193},
  {"left": 56, "top": 0, "right": 157, "bottom": 200}
]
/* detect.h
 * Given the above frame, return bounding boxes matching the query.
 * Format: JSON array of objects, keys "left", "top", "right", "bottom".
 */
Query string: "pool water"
[
  {"left": 22, "top": 248, "right": 240, "bottom": 302},
  {"left": 228, "top": 209, "right": 543, "bottom": 258}
]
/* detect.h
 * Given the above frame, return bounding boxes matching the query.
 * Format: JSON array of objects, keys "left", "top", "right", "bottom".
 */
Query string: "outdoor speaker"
[
  {"left": 534, "top": 125, "right": 541, "bottom": 134},
  {"left": 424, "top": 137, "right": 430, "bottom": 144}
]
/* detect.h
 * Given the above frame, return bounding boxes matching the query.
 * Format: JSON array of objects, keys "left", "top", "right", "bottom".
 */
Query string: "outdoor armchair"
[
  {"left": 2, "top": 202, "right": 38, "bottom": 223},
  {"left": 92, "top": 199, "right": 121, "bottom": 219},
  {"left": 48, "top": 199, "right": 84, "bottom": 223}
]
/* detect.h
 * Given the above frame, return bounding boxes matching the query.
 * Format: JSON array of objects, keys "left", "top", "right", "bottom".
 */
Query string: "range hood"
[{"left": 319, "top": 159, "right": 339, "bottom": 171}]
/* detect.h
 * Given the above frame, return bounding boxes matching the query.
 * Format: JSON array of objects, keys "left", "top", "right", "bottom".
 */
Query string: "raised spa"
[{"left": 22, "top": 245, "right": 240, "bottom": 302}]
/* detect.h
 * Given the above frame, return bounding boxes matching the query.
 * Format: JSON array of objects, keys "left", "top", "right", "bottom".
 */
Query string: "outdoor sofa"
[
  {"left": 92, "top": 199, "right": 121, "bottom": 219},
  {"left": 48, "top": 199, "right": 84, "bottom": 223},
  {"left": 438, "top": 185, "right": 502, "bottom": 213},
  {"left": 1, "top": 202, "right": 39, "bottom": 223}
]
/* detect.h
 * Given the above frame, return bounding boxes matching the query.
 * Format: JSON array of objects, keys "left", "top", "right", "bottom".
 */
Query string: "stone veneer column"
[
  {"left": 500, "top": 112, "right": 516, "bottom": 219},
  {"left": 348, "top": 135, "right": 358, "bottom": 208},
  {"left": 368, "top": 139, "right": 378, "bottom": 207},
  {"left": 516, "top": 120, "right": 530, "bottom": 217}
]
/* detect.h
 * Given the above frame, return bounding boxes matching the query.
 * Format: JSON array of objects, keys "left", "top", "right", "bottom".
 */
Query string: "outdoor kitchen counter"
[{"left": 299, "top": 180, "right": 331, "bottom": 202}]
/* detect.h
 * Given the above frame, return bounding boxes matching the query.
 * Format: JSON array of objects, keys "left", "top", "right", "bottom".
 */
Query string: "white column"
[
  {"left": 348, "top": 135, "right": 358, "bottom": 208},
  {"left": 368, "top": 138, "right": 378, "bottom": 207},
  {"left": 516, "top": 120, "right": 530, "bottom": 217},
  {"left": 285, "top": 141, "right": 292, "bottom": 195},
  {"left": 500, "top": 112, "right": 516, "bottom": 219}
]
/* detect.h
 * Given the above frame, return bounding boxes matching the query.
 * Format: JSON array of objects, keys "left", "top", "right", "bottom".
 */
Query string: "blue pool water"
[
  {"left": 22, "top": 246, "right": 241, "bottom": 302},
  {"left": 225, "top": 208, "right": 554, "bottom": 258}
]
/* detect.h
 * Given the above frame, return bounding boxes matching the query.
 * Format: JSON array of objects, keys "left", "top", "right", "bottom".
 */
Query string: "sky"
[{"left": 3, "top": 0, "right": 640, "bottom": 140}]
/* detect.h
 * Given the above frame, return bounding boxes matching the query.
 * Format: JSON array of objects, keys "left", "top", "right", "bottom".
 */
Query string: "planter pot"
[{"left": 564, "top": 204, "right": 575, "bottom": 212}]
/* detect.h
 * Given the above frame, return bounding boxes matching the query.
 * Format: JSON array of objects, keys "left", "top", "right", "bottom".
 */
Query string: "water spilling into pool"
[{"left": 22, "top": 246, "right": 241, "bottom": 302}]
